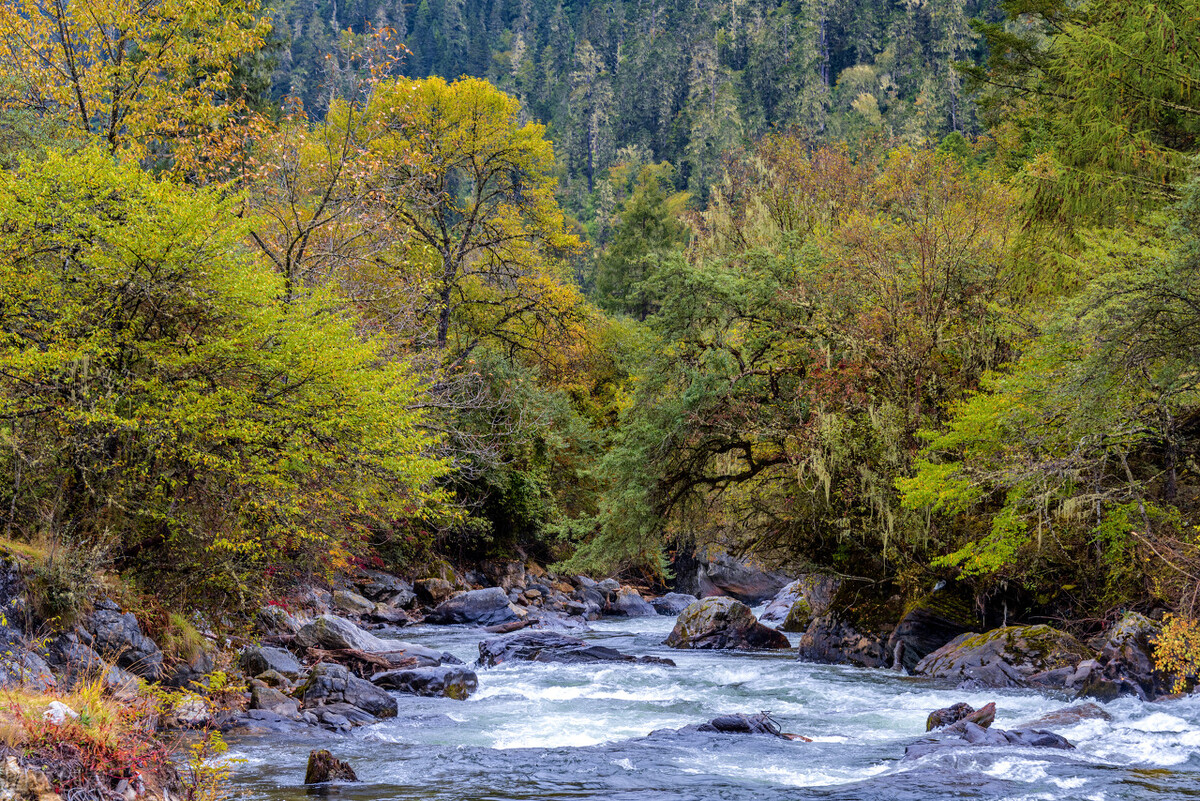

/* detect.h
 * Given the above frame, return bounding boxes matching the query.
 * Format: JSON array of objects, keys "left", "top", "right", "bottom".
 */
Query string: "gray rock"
[
  {"left": 607, "top": 588, "right": 657, "bottom": 617},
  {"left": 414, "top": 578, "right": 454, "bottom": 605},
  {"left": 250, "top": 683, "right": 301, "bottom": 718},
  {"left": 914, "top": 625, "right": 1093, "bottom": 688},
  {"left": 83, "top": 607, "right": 163, "bottom": 681},
  {"left": 355, "top": 571, "right": 417, "bottom": 608},
  {"left": 256, "top": 605, "right": 302, "bottom": 636},
  {"left": 886, "top": 586, "right": 977, "bottom": 672},
  {"left": 425, "top": 588, "right": 518, "bottom": 627},
  {"left": 332, "top": 590, "right": 375, "bottom": 617},
  {"left": 759, "top": 580, "right": 804, "bottom": 624},
  {"left": 697, "top": 553, "right": 790, "bottom": 605},
  {"left": 162, "top": 650, "right": 216, "bottom": 689},
  {"left": 240, "top": 645, "right": 303, "bottom": 679},
  {"left": 904, "top": 721, "right": 1074, "bottom": 761},
  {"left": 665, "top": 597, "right": 791, "bottom": 650},
  {"left": 478, "top": 630, "right": 676, "bottom": 667},
  {"left": 797, "top": 616, "right": 889, "bottom": 668},
  {"left": 371, "top": 666, "right": 478, "bottom": 699},
  {"left": 294, "top": 614, "right": 445, "bottom": 665},
  {"left": 650, "top": 593, "right": 698, "bottom": 616},
  {"left": 299, "top": 663, "right": 397, "bottom": 719}
]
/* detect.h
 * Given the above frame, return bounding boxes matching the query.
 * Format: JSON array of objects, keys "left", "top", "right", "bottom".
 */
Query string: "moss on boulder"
[
  {"left": 914, "top": 624, "right": 1094, "bottom": 688},
  {"left": 665, "top": 597, "right": 790, "bottom": 650}
]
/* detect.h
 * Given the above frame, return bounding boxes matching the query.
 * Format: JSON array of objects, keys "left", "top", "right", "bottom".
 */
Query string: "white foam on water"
[
  {"left": 1126, "top": 712, "right": 1189, "bottom": 733},
  {"left": 1049, "top": 776, "right": 1089, "bottom": 789},
  {"left": 981, "top": 758, "right": 1049, "bottom": 783},
  {"left": 613, "top": 758, "right": 634, "bottom": 770}
]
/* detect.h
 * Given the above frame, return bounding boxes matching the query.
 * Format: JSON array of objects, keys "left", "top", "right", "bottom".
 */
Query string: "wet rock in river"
[
  {"left": 886, "top": 585, "right": 977, "bottom": 672},
  {"left": 607, "top": 587, "right": 657, "bottom": 617},
  {"left": 668, "top": 712, "right": 810, "bottom": 741},
  {"left": 665, "top": 597, "right": 790, "bottom": 650},
  {"left": 913, "top": 624, "right": 1093, "bottom": 688},
  {"left": 1016, "top": 702, "right": 1111, "bottom": 729},
  {"left": 925, "top": 702, "right": 975, "bottom": 731},
  {"left": 904, "top": 721, "right": 1074, "bottom": 760},
  {"left": 478, "top": 631, "right": 675, "bottom": 667},
  {"left": 795, "top": 581, "right": 902, "bottom": 668},
  {"left": 299, "top": 662, "right": 398, "bottom": 720},
  {"left": 695, "top": 553, "right": 791, "bottom": 605},
  {"left": 650, "top": 592, "right": 697, "bottom": 616},
  {"left": 305, "top": 750, "right": 358, "bottom": 784},
  {"left": 294, "top": 614, "right": 448, "bottom": 666},
  {"left": 372, "top": 665, "right": 479, "bottom": 699},
  {"left": 425, "top": 587, "right": 519, "bottom": 627}
]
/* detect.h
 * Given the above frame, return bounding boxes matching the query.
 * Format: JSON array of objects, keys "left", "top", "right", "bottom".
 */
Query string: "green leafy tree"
[{"left": 0, "top": 148, "right": 450, "bottom": 610}]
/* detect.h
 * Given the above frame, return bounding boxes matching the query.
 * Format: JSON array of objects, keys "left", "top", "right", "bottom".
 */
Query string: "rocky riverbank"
[{"left": 0, "top": 548, "right": 1186, "bottom": 799}]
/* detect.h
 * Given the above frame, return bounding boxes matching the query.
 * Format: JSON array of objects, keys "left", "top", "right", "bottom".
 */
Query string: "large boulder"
[
  {"left": 355, "top": 571, "right": 417, "bottom": 608},
  {"left": 478, "top": 631, "right": 676, "bottom": 667},
  {"left": 886, "top": 586, "right": 977, "bottom": 672},
  {"left": 769, "top": 574, "right": 841, "bottom": 632},
  {"left": 332, "top": 590, "right": 374, "bottom": 617},
  {"left": 294, "top": 614, "right": 447, "bottom": 666},
  {"left": 796, "top": 582, "right": 902, "bottom": 668},
  {"left": 299, "top": 662, "right": 397, "bottom": 719},
  {"left": 1052, "top": 613, "right": 1169, "bottom": 701},
  {"left": 240, "top": 645, "right": 303, "bottom": 679},
  {"left": 759, "top": 580, "right": 804, "bottom": 624},
  {"left": 607, "top": 588, "right": 657, "bottom": 617},
  {"left": 425, "top": 588, "right": 518, "bottom": 627},
  {"left": 250, "top": 683, "right": 301, "bottom": 718},
  {"left": 256, "top": 605, "right": 302, "bottom": 636},
  {"left": 82, "top": 602, "right": 164, "bottom": 681},
  {"left": 371, "top": 666, "right": 478, "bottom": 699},
  {"left": 650, "top": 593, "right": 698, "bottom": 616},
  {"left": 695, "top": 553, "right": 791, "bottom": 605},
  {"left": 0, "top": 628, "right": 55, "bottom": 692},
  {"left": 414, "top": 578, "right": 454, "bottom": 606},
  {"left": 664, "top": 597, "right": 790, "bottom": 650},
  {"left": 914, "top": 625, "right": 1093, "bottom": 688}
]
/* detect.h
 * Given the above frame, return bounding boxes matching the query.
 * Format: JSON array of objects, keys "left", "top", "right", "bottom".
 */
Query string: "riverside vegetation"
[{"left": 0, "top": 0, "right": 1198, "bottom": 797}]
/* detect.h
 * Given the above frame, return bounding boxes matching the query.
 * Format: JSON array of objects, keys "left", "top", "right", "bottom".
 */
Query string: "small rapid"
[{"left": 226, "top": 613, "right": 1200, "bottom": 800}]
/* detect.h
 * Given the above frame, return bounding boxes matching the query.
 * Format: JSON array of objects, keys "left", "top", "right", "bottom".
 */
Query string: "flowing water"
[{"left": 227, "top": 613, "right": 1200, "bottom": 800}]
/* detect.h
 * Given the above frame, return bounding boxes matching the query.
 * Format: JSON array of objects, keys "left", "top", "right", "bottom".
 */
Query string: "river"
[{"left": 226, "top": 612, "right": 1200, "bottom": 800}]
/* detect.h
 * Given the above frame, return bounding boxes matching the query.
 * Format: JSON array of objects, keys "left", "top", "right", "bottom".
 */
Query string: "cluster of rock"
[{"left": 742, "top": 569, "right": 1173, "bottom": 703}]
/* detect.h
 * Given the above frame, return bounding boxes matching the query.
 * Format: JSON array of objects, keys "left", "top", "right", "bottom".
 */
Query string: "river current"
[{"left": 227, "top": 612, "right": 1200, "bottom": 800}]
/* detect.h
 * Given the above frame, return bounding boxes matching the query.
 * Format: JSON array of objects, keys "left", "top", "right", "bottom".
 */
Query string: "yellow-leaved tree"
[
  {"left": 0, "top": 0, "right": 268, "bottom": 165},
  {"left": 362, "top": 77, "right": 585, "bottom": 361}
]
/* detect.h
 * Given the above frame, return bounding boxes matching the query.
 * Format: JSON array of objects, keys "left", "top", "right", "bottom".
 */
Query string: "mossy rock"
[
  {"left": 914, "top": 624, "right": 1094, "bottom": 688},
  {"left": 664, "top": 597, "right": 790, "bottom": 650},
  {"left": 825, "top": 580, "right": 904, "bottom": 632},
  {"left": 780, "top": 598, "right": 812, "bottom": 633},
  {"left": 887, "top": 586, "right": 978, "bottom": 671}
]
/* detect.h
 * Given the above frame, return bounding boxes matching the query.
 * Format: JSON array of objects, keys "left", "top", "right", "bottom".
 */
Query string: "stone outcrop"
[
  {"left": 424, "top": 588, "right": 519, "bottom": 627},
  {"left": 796, "top": 582, "right": 902, "bottom": 668},
  {"left": 886, "top": 586, "right": 977, "bottom": 672},
  {"left": 299, "top": 663, "right": 397, "bottom": 720},
  {"left": 664, "top": 597, "right": 790, "bottom": 650},
  {"left": 478, "top": 631, "right": 676, "bottom": 667},
  {"left": 914, "top": 624, "right": 1093, "bottom": 688},
  {"left": 240, "top": 645, "right": 302, "bottom": 679},
  {"left": 371, "top": 665, "right": 478, "bottom": 699},
  {"left": 82, "top": 602, "right": 164, "bottom": 681},
  {"left": 650, "top": 593, "right": 698, "bottom": 616}
]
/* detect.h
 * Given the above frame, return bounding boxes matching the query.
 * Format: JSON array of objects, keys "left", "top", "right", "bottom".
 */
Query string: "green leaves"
[{"left": 0, "top": 148, "right": 450, "bottom": 611}]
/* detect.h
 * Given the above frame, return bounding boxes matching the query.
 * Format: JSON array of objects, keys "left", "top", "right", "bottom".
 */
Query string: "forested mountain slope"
[{"left": 266, "top": 0, "right": 999, "bottom": 196}]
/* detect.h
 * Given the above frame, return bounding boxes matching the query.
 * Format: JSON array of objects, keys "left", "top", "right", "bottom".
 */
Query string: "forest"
[{"left": 1, "top": 0, "right": 1199, "bottom": 685}]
